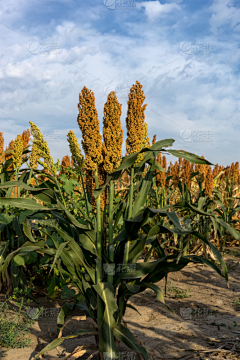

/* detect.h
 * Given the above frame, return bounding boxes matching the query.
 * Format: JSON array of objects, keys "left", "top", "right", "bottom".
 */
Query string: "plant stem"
[
  {"left": 123, "top": 167, "right": 134, "bottom": 267},
  {"left": 56, "top": 178, "right": 67, "bottom": 208},
  {"left": 80, "top": 171, "right": 90, "bottom": 219},
  {"left": 28, "top": 168, "right": 33, "bottom": 185},
  {"left": 128, "top": 167, "right": 134, "bottom": 219},
  {"left": 14, "top": 168, "right": 19, "bottom": 198},
  {"left": 94, "top": 169, "right": 104, "bottom": 353},
  {"left": 108, "top": 180, "right": 114, "bottom": 283}
]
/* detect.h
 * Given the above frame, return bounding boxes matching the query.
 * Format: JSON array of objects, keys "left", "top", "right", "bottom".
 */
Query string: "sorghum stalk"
[
  {"left": 107, "top": 180, "right": 114, "bottom": 283},
  {"left": 102, "top": 91, "right": 123, "bottom": 282},
  {"left": 94, "top": 169, "right": 104, "bottom": 355},
  {"left": 126, "top": 81, "right": 148, "bottom": 214},
  {"left": 12, "top": 134, "right": 23, "bottom": 197},
  {"left": 124, "top": 81, "right": 147, "bottom": 266},
  {"left": 67, "top": 130, "right": 89, "bottom": 217},
  {"left": 77, "top": 86, "right": 103, "bottom": 211},
  {"left": 77, "top": 87, "right": 104, "bottom": 354}
]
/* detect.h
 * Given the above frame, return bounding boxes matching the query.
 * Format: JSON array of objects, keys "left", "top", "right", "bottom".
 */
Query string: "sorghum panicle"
[
  {"left": 12, "top": 134, "right": 23, "bottom": 169},
  {"left": 5, "top": 140, "right": 14, "bottom": 171},
  {"left": 136, "top": 122, "right": 150, "bottom": 164},
  {"left": 21, "top": 129, "right": 31, "bottom": 160},
  {"left": 67, "top": 130, "right": 83, "bottom": 172},
  {"left": 102, "top": 91, "right": 123, "bottom": 173},
  {"left": 29, "top": 122, "right": 58, "bottom": 176},
  {"left": 172, "top": 162, "right": 180, "bottom": 187},
  {"left": 0, "top": 132, "right": 4, "bottom": 169},
  {"left": 156, "top": 153, "right": 166, "bottom": 187},
  {"left": 152, "top": 134, "right": 157, "bottom": 145},
  {"left": 77, "top": 86, "right": 102, "bottom": 171},
  {"left": 126, "top": 81, "right": 147, "bottom": 155},
  {"left": 205, "top": 167, "right": 213, "bottom": 196},
  {"left": 29, "top": 143, "right": 40, "bottom": 170},
  {"left": 182, "top": 159, "right": 191, "bottom": 188}
]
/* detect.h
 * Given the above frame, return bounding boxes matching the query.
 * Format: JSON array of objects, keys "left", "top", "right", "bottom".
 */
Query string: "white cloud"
[
  {"left": 209, "top": 0, "right": 240, "bottom": 35},
  {"left": 136, "top": 1, "right": 181, "bottom": 19}
]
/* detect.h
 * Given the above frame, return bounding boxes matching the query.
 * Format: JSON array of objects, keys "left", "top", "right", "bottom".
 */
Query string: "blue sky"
[{"left": 0, "top": 0, "right": 240, "bottom": 166}]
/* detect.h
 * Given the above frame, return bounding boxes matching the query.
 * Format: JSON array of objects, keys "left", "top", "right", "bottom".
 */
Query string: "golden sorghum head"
[
  {"left": 30, "top": 122, "right": 51, "bottom": 160},
  {"left": 182, "top": 159, "right": 191, "bottom": 188},
  {"left": 21, "top": 129, "right": 31, "bottom": 160},
  {"left": 0, "top": 132, "right": 4, "bottom": 169},
  {"left": 126, "top": 81, "right": 147, "bottom": 155},
  {"left": 29, "top": 143, "right": 40, "bottom": 170},
  {"left": 156, "top": 151, "right": 162, "bottom": 166},
  {"left": 162, "top": 156, "right": 167, "bottom": 170},
  {"left": 156, "top": 154, "right": 167, "bottom": 187},
  {"left": 136, "top": 122, "right": 150, "bottom": 164},
  {"left": 219, "top": 166, "right": 225, "bottom": 181},
  {"left": 205, "top": 166, "right": 213, "bottom": 196},
  {"left": 232, "top": 162, "right": 239, "bottom": 185},
  {"left": 67, "top": 130, "right": 84, "bottom": 172},
  {"left": 225, "top": 166, "right": 230, "bottom": 177},
  {"left": 196, "top": 156, "right": 208, "bottom": 184},
  {"left": 61, "top": 155, "right": 72, "bottom": 168},
  {"left": 60, "top": 155, "right": 73, "bottom": 175},
  {"left": 29, "top": 121, "right": 58, "bottom": 176},
  {"left": 5, "top": 140, "right": 14, "bottom": 171},
  {"left": 12, "top": 134, "right": 23, "bottom": 169},
  {"left": 172, "top": 162, "right": 180, "bottom": 187},
  {"left": 102, "top": 91, "right": 123, "bottom": 173},
  {"left": 77, "top": 86, "right": 102, "bottom": 171},
  {"left": 167, "top": 162, "right": 173, "bottom": 178},
  {"left": 212, "top": 164, "right": 219, "bottom": 178},
  {"left": 152, "top": 134, "right": 157, "bottom": 146}
]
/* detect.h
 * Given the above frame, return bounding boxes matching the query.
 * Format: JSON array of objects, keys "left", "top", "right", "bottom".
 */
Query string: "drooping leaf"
[{"left": 113, "top": 324, "right": 148, "bottom": 360}]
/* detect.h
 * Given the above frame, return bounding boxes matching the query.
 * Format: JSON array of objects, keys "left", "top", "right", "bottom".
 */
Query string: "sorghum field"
[{"left": 0, "top": 82, "right": 240, "bottom": 360}]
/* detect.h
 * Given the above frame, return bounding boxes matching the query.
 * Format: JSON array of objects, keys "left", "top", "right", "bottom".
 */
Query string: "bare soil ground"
[{"left": 1, "top": 248, "right": 240, "bottom": 360}]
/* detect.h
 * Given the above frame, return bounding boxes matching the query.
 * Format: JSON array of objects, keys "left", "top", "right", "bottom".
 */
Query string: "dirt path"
[{"left": 1, "top": 250, "right": 240, "bottom": 360}]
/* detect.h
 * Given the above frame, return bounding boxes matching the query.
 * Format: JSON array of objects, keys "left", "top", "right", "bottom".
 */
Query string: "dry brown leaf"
[
  {"left": 58, "top": 316, "right": 87, "bottom": 339},
  {"left": 63, "top": 345, "right": 98, "bottom": 360},
  {"left": 85, "top": 350, "right": 99, "bottom": 360}
]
